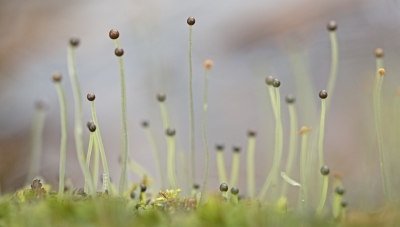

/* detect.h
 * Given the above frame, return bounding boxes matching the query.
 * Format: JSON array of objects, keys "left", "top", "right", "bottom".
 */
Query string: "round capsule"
[
  {"left": 187, "top": 198, "right": 197, "bottom": 207},
  {"left": 193, "top": 184, "right": 200, "bottom": 190},
  {"left": 265, "top": 76, "right": 275, "bottom": 85},
  {"left": 87, "top": 92, "right": 96, "bottom": 101},
  {"left": 166, "top": 127, "right": 176, "bottom": 136},
  {"left": 130, "top": 190, "right": 136, "bottom": 199},
  {"left": 87, "top": 121, "right": 93, "bottom": 129},
  {"left": 157, "top": 93, "right": 166, "bottom": 102},
  {"left": 187, "top": 17, "right": 195, "bottom": 25},
  {"left": 220, "top": 183, "right": 228, "bottom": 192},
  {"left": 233, "top": 146, "right": 241, "bottom": 153},
  {"left": 115, "top": 48, "right": 124, "bottom": 57},
  {"left": 140, "top": 184, "right": 147, "bottom": 192},
  {"left": 378, "top": 68, "right": 385, "bottom": 76},
  {"left": 231, "top": 187, "right": 239, "bottom": 195},
  {"left": 216, "top": 143, "right": 224, "bottom": 151},
  {"left": 341, "top": 201, "right": 348, "bottom": 208},
  {"left": 248, "top": 129, "right": 256, "bottom": 137},
  {"left": 204, "top": 60, "right": 213, "bottom": 69},
  {"left": 320, "top": 166, "right": 330, "bottom": 176},
  {"left": 35, "top": 99, "right": 47, "bottom": 110},
  {"left": 52, "top": 72, "right": 62, "bottom": 82},
  {"left": 69, "top": 37, "right": 80, "bottom": 47},
  {"left": 88, "top": 123, "right": 96, "bottom": 132},
  {"left": 285, "top": 94, "right": 296, "bottom": 104},
  {"left": 109, "top": 29, "right": 120, "bottom": 39},
  {"left": 141, "top": 121, "right": 149, "bottom": 128},
  {"left": 375, "top": 48, "right": 384, "bottom": 58},
  {"left": 327, "top": 20, "right": 337, "bottom": 31},
  {"left": 272, "top": 79, "right": 281, "bottom": 88},
  {"left": 335, "top": 186, "right": 345, "bottom": 195},
  {"left": 319, "top": 90, "right": 328, "bottom": 99}
]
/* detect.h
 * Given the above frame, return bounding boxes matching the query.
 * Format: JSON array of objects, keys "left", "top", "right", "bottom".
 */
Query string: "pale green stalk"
[
  {"left": 230, "top": 151, "right": 240, "bottom": 187},
  {"left": 216, "top": 150, "right": 228, "bottom": 184},
  {"left": 160, "top": 102, "right": 170, "bottom": 129},
  {"left": 26, "top": 104, "right": 47, "bottom": 184},
  {"left": 92, "top": 133, "right": 99, "bottom": 190},
  {"left": 316, "top": 175, "right": 329, "bottom": 214},
  {"left": 318, "top": 99, "right": 326, "bottom": 168},
  {"left": 114, "top": 39, "right": 129, "bottom": 195},
  {"left": 144, "top": 127, "right": 165, "bottom": 189},
  {"left": 373, "top": 64, "right": 389, "bottom": 203},
  {"left": 127, "top": 159, "right": 153, "bottom": 180},
  {"left": 84, "top": 133, "right": 94, "bottom": 193},
  {"left": 332, "top": 193, "right": 342, "bottom": 219},
  {"left": 281, "top": 104, "right": 298, "bottom": 197},
  {"left": 326, "top": 31, "right": 339, "bottom": 109},
  {"left": 55, "top": 83, "right": 67, "bottom": 202},
  {"left": 300, "top": 129, "right": 310, "bottom": 210},
  {"left": 188, "top": 25, "right": 195, "bottom": 184},
  {"left": 247, "top": 136, "right": 256, "bottom": 198},
  {"left": 91, "top": 101, "right": 110, "bottom": 192},
  {"left": 200, "top": 67, "right": 210, "bottom": 205},
  {"left": 167, "top": 136, "right": 177, "bottom": 189},
  {"left": 67, "top": 45, "right": 90, "bottom": 194}
]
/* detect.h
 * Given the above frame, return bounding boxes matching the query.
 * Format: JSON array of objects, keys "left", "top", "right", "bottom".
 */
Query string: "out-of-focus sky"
[{"left": 1, "top": 0, "right": 400, "bottom": 210}]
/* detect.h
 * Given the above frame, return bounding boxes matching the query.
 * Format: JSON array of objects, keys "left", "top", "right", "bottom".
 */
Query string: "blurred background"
[{"left": 1, "top": 0, "right": 400, "bottom": 211}]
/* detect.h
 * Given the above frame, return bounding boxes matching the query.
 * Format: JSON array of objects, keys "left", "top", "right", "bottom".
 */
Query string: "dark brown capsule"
[
  {"left": 320, "top": 166, "right": 330, "bottom": 176},
  {"left": 272, "top": 79, "right": 281, "bottom": 88},
  {"left": 335, "top": 186, "right": 345, "bottom": 195},
  {"left": 140, "top": 184, "right": 147, "bottom": 192},
  {"left": 115, "top": 48, "right": 124, "bottom": 57},
  {"left": 157, "top": 93, "right": 166, "bottom": 102},
  {"left": 285, "top": 94, "right": 296, "bottom": 104},
  {"left": 233, "top": 145, "right": 241, "bottom": 153},
  {"left": 375, "top": 48, "right": 384, "bottom": 58},
  {"left": 193, "top": 184, "right": 200, "bottom": 190},
  {"left": 52, "top": 72, "right": 62, "bottom": 82},
  {"left": 87, "top": 92, "right": 96, "bottom": 101},
  {"left": 109, "top": 29, "right": 120, "bottom": 39},
  {"left": 141, "top": 121, "right": 149, "bottom": 128},
  {"left": 248, "top": 129, "right": 257, "bottom": 137},
  {"left": 87, "top": 121, "right": 94, "bottom": 129},
  {"left": 231, "top": 187, "right": 239, "bottom": 195},
  {"left": 216, "top": 143, "right": 224, "bottom": 151},
  {"left": 69, "top": 37, "right": 80, "bottom": 47},
  {"left": 187, "top": 17, "right": 195, "bottom": 25},
  {"left": 265, "top": 76, "right": 275, "bottom": 85},
  {"left": 319, "top": 90, "right": 328, "bottom": 99},
  {"left": 327, "top": 20, "right": 337, "bottom": 31},
  {"left": 341, "top": 201, "right": 348, "bottom": 208},
  {"left": 88, "top": 123, "right": 96, "bottom": 132},
  {"left": 220, "top": 183, "right": 228, "bottom": 192},
  {"left": 166, "top": 127, "right": 176, "bottom": 136}
]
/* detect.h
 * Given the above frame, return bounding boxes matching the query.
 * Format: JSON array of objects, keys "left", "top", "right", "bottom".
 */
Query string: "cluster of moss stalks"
[{"left": 2, "top": 18, "right": 400, "bottom": 227}]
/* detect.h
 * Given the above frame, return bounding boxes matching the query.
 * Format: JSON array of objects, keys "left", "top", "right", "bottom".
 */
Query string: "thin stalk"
[
  {"left": 332, "top": 193, "right": 343, "bottom": 219},
  {"left": 200, "top": 65, "right": 211, "bottom": 205},
  {"left": 216, "top": 149, "right": 228, "bottom": 184},
  {"left": 281, "top": 104, "right": 298, "bottom": 197},
  {"left": 26, "top": 103, "right": 47, "bottom": 184},
  {"left": 127, "top": 159, "right": 153, "bottom": 180},
  {"left": 299, "top": 127, "right": 310, "bottom": 210},
  {"left": 92, "top": 133, "right": 99, "bottom": 190},
  {"left": 273, "top": 87, "right": 283, "bottom": 199},
  {"left": 188, "top": 25, "right": 195, "bottom": 184},
  {"left": 230, "top": 151, "right": 240, "bottom": 187},
  {"left": 167, "top": 134, "right": 177, "bottom": 189},
  {"left": 67, "top": 45, "right": 88, "bottom": 193},
  {"left": 316, "top": 175, "right": 329, "bottom": 214},
  {"left": 144, "top": 126, "right": 165, "bottom": 189},
  {"left": 373, "top": 66, "right": 389, "bottom": 203},
  {"left": 247, "top": 135, "right": 256, "bottom": 198},
  {"left": 55, "top": 82, "right": 67, "bottom": 202},
  {"left": 258, "top": 84, "right": 278, "bottom": 200},
  {"left": 159, "top": 102, "right": 170, "bottom": 130},
  {"left": 318, "top": 99, "right": 326, "bottom": 168},
  {"left": 326, "top": 31, "right": 339, "bottom": 109},
  {"left": 91, "top": 101, "right": 110, "bottom": 192},
  {"left": 84, "top": 132, "right": 94, "bottom": 193},
  {"left": 114, "top": 39, "right": 129, "bottom": 195}
]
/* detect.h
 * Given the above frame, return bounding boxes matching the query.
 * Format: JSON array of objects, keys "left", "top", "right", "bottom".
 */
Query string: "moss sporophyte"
[{"left": 5, "top": 18, "right": 400, "bottom": 226}]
